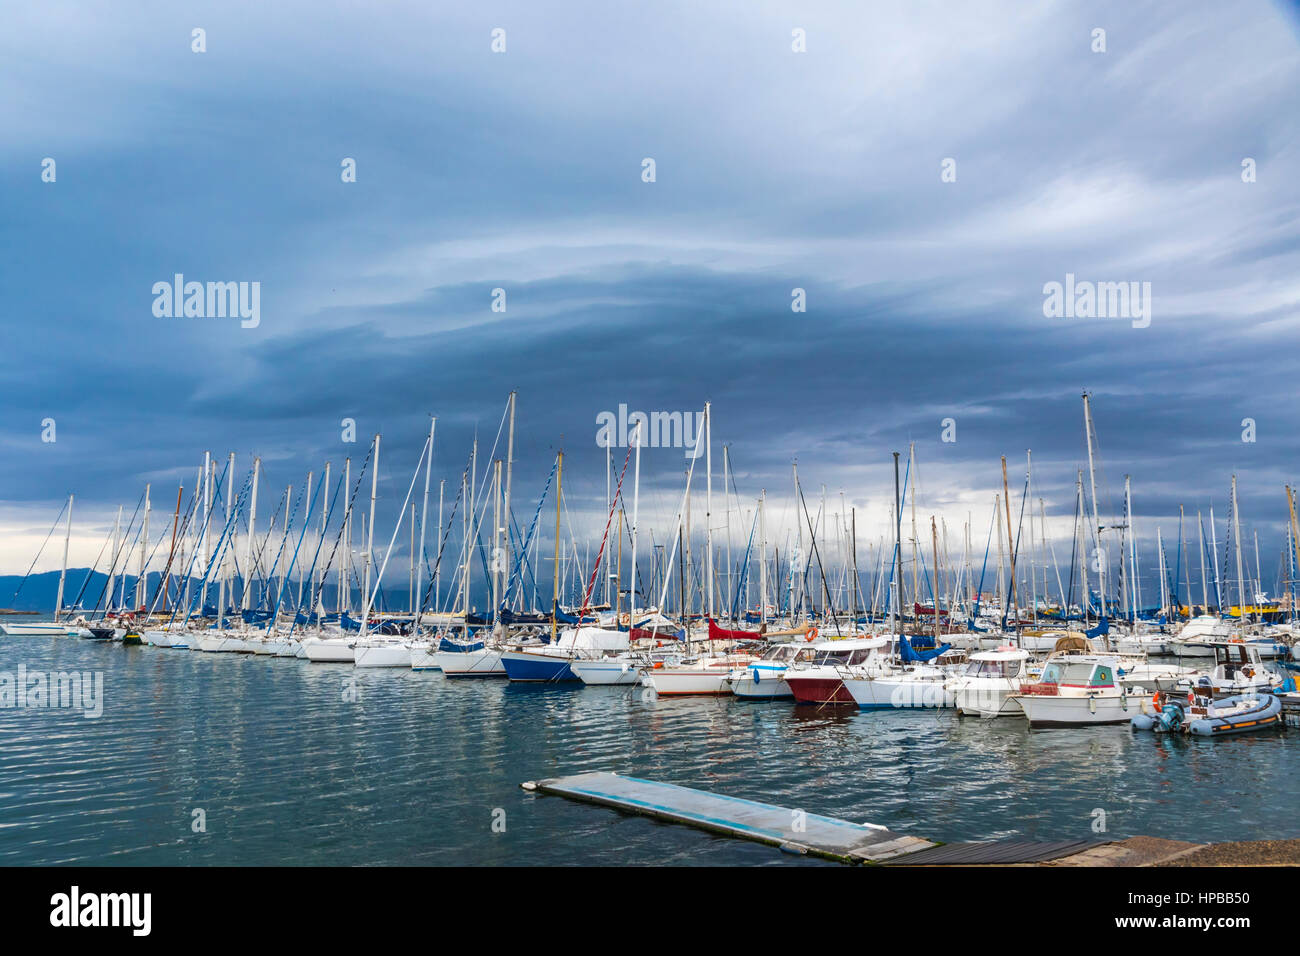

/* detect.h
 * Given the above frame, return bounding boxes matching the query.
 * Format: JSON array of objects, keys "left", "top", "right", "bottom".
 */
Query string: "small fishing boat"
[
  {"left": 642, "top": 652, "right": 758, "bottom": 696},
  {"left": 1132, "top": 683, "right": 1283, "bottom": 736},
  {"left": 944, "top": 645, "right": 1030, "bottom": 717},
  {"left": 784, "top": 636, "right": 891, "bottom": 705},
  {"left": 1012, "top": 656, "right": 1152, "bottom": 727}
]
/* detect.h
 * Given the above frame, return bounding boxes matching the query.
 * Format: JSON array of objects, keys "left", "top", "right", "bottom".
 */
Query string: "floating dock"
[{"left": 521, "top": 771, "right": 935, "bottom": 863}]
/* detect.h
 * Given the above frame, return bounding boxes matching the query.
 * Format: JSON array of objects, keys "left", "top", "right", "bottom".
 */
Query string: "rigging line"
[
  {"left": 160, "top": 459, "right": 232, "bottom": 630},
  {"left": 286, "top": 468, "right": 347, "bottom": 632},
  {"left": 416, "top": 452, "right": 472, "bottom": 623},
  {"left": 302, "top": 443, "right": 374, "bottom": 624},
  {"left": 7, "top": 497, "right": 70, "bottom": 605},
  {"left": 90, "top": 489, "right": 147, "bottom": 617},
  {"left": 146, "top": 488, "right": 202, "bottom": 616}
]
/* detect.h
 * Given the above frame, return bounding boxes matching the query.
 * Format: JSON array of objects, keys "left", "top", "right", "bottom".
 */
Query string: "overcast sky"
[{"left": 3, "top": 1, "right": 1300, "bottom": 601}]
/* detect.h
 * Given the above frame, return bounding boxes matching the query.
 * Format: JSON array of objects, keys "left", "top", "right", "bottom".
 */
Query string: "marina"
[{"left": 4, "top": 390, "right": 1300, "bottom": 866}]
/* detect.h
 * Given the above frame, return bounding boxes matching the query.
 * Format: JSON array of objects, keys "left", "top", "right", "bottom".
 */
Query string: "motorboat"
[
  {"left": 1133, "top": 684, "right": 1283, "bottom": 736},
  {"left": 945, "top": 645, "right": 1031, "bottom": 717},
  {"left": 1012, "top": 655, "right": 1152, "bottom": 727},
  {"left": 1171, "top": 640, "right": 1284, "bottom": 697},
  {"left": 784, "top": 636, "right": 892, "bottom": 705}
]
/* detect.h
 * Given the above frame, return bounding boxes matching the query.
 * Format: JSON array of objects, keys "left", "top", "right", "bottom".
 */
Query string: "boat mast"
[
  {"left": 436, "top": 479, "right": 444, "bottom": 613},
  {"left": 315, "top": 461, "right": 329, "bottom": 619},
  {"left": 492, "top": 459, "right": 502, "bottom": 620},
  {"left": 629, "top": 421, "right": 641, "bottom": 622},
  {"left": 758, "top": 491, "right": 767, "bottom": 624},
  {"left": 1181, "top": 505, "right": 1192, "bottom": 622},
  {"left": 1077, "top": 472, "right": 1088, "bottom": 626},
  {"left": 1125, "top": 476, "right": 1137, "bottom": 624},
  {"left": 503, "top": 393, "right": 515, "bottom": 612},
  {"left": 723, "top": 445, "right": 732, "bottom": 619},
  {"left": 1231, "top": 475, "right": 1247, "bottom": 625},
  {"left": 109, "top": 504, "right": 122, "bottom": 614},
  {"left": 1197, "top": 509, "right": 1208, "bottom": 612},
  {"left": 360, "top": 435, "right": 380, "bottom": 637},
  {"left": 340, "top": 458, "right": 350, "bottom": 615},
  {"left": 892, "top": 451, "right": 902, "bottom": 636},
  {"left": 851, "top": 507, "right": 858, "bottom": 635},
  {"left": 416, "top": 417, "right": 435, "bottom": 628},
  {"left": 1156, "top": 526, "right": 1166, "bottom": 617},
  {"left": 54, "top": 494, "right": 73, "bottom": 621},
  {"left": 909, "top": 444, "right": 918, "bottom": 617},
  {"left": 1209, "top": 505, "right": 1222, "bottom": 612},
  {"left": 1082, "top": 392, "right": 1105, "bottom": 617},
  {"left": 244, "top": 457, "right": 260, "bottom": 614},
  {"left": 1001, "top": 456, "right": 1016, "bottom": 634},
  {"left": 1287, "top": 487, "right": 1300, "bottom": 624},
  {"left": 136, "top": 483, "right": 150, "bottom": 612},
  {"left": 1027, "top": 450, "right": 1036, "bottom": 626},
  {"left": 931, "top": 516, "right": 940, "bottom": 644},
  {"left": 704, "top": 401, "right": 713, "bottom": 622},
  {"left": 162, "top": 485, "right": 181, "bottom": 613},
  {"left": 218, "top": 455, "right": 232, "bottom": 629},
  {"left": 201, "top": 451, "right": 212, "bottom": 614},
  {"left": 551, "top": 451, "right": 563, "bottom": 644}
]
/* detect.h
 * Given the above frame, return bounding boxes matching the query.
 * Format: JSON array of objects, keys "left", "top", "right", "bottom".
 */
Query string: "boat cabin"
[{"left": 1022, "top": 658, "right": 1118, "bottom": 696}]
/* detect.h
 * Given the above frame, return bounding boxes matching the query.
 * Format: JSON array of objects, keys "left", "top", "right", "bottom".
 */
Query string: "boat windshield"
[{"left": 965, "top": 658, "right": 1022, "bottom": 678}]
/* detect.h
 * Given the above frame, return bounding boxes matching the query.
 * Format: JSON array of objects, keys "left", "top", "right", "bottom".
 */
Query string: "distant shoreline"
[{"left": 0, "top": 609, "right": 39, "bottom": 615}]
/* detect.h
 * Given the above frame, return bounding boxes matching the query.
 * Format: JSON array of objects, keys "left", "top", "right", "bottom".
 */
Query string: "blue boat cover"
[{"left": 899, "top": 634, "right": 951, "bottom": 662}]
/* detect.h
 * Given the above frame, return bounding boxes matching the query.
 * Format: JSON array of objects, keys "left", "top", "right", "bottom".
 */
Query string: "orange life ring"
[
  {"left": 805, "top": 626, "right": 820, "bottom": 642},
  {"left": 1152, "top": 692, "right": 1163, "bottom": 713}
]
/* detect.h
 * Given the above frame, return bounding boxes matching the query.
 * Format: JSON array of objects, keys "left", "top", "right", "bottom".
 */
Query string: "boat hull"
[
  {"left": 302, "top": 638, "right": 356, "bottom": 663},
  {"left": 434, "top": 648, "right": 505, "bottom": 677},
  {"left": 642, "top": 667, "right": 731, "bottom": 695},
  {"left": 571, "top": 658, "right": 642, "bottom": 685},
  {"left": 785, "top": 675, "right": 855, "bottom": 705},
  {"left": 1017, "top": 692, "right": 1151, "bottom": 727},
  {"left": 354, "top": 642, "right": 412, "bottom": 668},
  {"left": 500, "top": 649, "right": 579, "bottom": 682}
]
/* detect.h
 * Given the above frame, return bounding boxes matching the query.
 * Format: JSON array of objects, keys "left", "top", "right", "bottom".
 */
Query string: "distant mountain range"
[{"left": 0, "top": 569, "right": 437, "bottom": 616}]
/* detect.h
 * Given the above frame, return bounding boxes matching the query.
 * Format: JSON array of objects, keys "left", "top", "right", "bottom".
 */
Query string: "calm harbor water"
[{"left": 1, "top": 629, "right": 1296, "bottom": 865}]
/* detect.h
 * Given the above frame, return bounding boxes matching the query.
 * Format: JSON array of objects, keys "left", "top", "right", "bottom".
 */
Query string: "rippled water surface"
[{"left": 1, "top": 632, "right": 1296, "bottom": 865}]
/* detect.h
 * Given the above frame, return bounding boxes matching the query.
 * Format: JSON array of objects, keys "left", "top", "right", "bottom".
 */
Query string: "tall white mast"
[
  {"left": 340, "top": 458, "right": 351, "bottom": 615},
  {"left": 629, "top": 420, "right": 642, "bottom": 621},
  {"left": 1231, "top": 475, "right": 1247, "bottom": 624},
  {"left": 416, "top": 417, "right": 435, "bottom": 624},
  {"left": 1082, "top": 393, "right": 1104, "bottom": 613},
  {"left": 200, "top": 451, "right": 212, "bottom": 612},
  {"left": 55, "top": 494, "right": 73, "bottom": 620},
  {"left": 1197, "top": 510, "right": 1208, "bottom": 611},
  {"left": 704, "top": 401, "right": 713, "bottom": 620},
  {"left": 360, "top": 435, "right": 380, "bottom": 637},
  {"left": 316, "top": 461, "right": 329, "bottom": 617},
  {"left": 503, "top": 393, "right": 516, "bottom": 611},
  {"left": 1210, "top": 505, "right": 1222, "bottom": 611},
  {"left": 109, "top": 505, "right": 122, "bottom": 613},
  {"left": 759, "top": 490, "right": 768, "bottom": 623},
  {"left": 137, "top": 483, "right": 150, "bottom": 611},
  {"left": 244, "top": 457, "right": 260, "bottom": 613}
]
